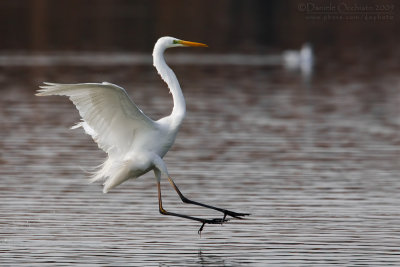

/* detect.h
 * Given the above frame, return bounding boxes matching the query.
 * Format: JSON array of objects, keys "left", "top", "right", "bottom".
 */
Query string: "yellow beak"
[{"left": 178, "top": 40, "right": 208, "bottom": 47}]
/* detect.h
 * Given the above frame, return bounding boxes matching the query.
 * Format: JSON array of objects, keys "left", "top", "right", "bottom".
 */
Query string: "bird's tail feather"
[
  {"left": 102, "top": 160, "right": 133, "bottom": 193},
  {"left": 88, "top": 157, "right": 114, "bottom": 184},
  {"left": 89, "top": 157, "right": 133, "bottom": 194}
]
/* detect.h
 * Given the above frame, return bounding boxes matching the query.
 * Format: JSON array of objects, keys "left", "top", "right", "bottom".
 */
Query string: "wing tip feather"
[{"left": 35, "top": 82, "right": 58, "bottom": 96}]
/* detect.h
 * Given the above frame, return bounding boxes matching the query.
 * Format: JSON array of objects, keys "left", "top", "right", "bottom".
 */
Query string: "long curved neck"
[{"left": 153, "top": 45, "right": 186, "bottom": 129}]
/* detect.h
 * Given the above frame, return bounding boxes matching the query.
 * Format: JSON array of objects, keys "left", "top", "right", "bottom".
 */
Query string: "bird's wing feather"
[{"left": 36, "top": 82, "right": 157, "bottom": 156}]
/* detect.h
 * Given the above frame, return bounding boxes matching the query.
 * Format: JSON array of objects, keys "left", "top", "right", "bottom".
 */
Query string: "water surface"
[{"left": 1, "top": 52, "right": 400, "bottom": 265}]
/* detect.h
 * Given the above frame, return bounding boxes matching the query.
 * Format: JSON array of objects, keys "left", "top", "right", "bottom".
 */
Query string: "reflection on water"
[{"left": 1, "top": 51, "right": 400, "bottom": 265}]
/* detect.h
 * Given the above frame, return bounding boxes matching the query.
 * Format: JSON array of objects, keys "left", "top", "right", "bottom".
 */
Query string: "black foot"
[
  {"left": 168, "top": 177, "right": 250, "bottom": 225},
  {"left": 222, "top": 210, "right": 250, "bottom": 221},
  {"left": 198, "top": 217, "right": 229, "bottom": 234}
]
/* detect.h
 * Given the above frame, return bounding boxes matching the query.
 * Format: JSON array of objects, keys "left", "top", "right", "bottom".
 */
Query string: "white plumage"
[
  {"left": 36, "top": 37, "right": 198, "bottom": 193},
  {"left": 37, "top": 82, "right": 162, "bottom": 192}
]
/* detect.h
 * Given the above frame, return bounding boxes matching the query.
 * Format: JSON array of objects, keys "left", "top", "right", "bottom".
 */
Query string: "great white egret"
[{"left": 36, "top": 36, "right": 249, "bottom": 233}]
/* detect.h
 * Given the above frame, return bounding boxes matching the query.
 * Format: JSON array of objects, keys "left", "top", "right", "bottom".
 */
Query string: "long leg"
[
  {"left": 167, "top": 177, "right": 250, "bottom": 221},
  {"left": 157, "top": 181, "right": 227, "bottom": 233}
]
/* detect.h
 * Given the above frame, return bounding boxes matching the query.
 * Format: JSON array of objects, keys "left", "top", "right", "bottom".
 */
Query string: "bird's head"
[{"left": 156, "top": 36, "right": 208, "bottom": 50}]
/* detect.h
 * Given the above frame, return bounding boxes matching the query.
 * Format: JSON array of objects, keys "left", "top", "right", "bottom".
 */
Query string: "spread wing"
[{"left": 36, "top": 82, "right": 157, "bottom": 157}]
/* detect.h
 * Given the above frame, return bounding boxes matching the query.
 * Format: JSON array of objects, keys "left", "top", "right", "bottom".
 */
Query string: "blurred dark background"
[{"left": 0, "top": 0, "right": 398, "bottom": 53}]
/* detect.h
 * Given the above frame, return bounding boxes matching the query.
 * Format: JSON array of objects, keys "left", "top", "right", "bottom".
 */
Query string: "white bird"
[
  {"left": 36, "top": 36, "right": 248, "bottom": 233},
  {"left": 282, "top": 43, "right": 314, "bottom": 77}
]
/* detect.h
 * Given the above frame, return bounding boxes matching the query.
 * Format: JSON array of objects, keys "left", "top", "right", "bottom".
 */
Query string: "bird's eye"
[{"left": 173, "top": 40, "right": 179, "bottom": 44}]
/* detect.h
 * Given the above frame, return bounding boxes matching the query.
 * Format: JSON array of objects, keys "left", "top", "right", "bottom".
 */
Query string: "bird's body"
[
  {"left": 38, "top": 81, "right": 175, "bottom": 193},
  {"left": 38, "top": 37, "right": 188, "bottom": 192},
  {"left": 37, "top": 36, "right": 248, "bottom": 232}
]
